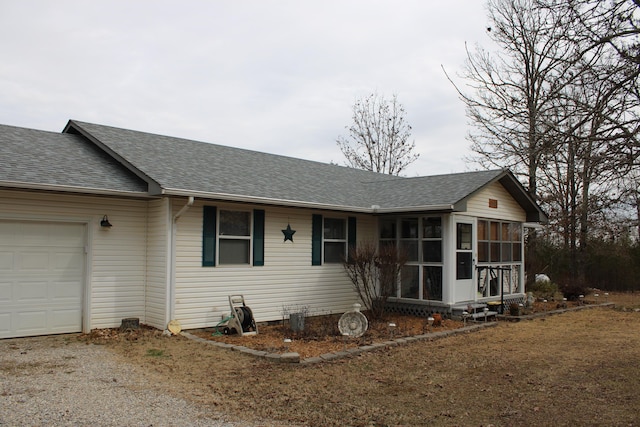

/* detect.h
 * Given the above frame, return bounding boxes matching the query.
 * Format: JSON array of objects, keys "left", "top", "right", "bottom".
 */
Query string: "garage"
[{"left": 0, "top": 220, "right": 86, "bottom": 339}]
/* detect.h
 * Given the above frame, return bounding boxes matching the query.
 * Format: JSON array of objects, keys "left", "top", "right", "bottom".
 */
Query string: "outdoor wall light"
[{"left": 100, "top": 215, "right": 113, "bottom": 228}]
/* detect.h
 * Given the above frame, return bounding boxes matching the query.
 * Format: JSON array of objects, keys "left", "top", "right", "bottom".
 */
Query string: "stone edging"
[
  {"left": 180, "top": 321, "right": 499, "bottom": 365},
  {"left": 496, "top": 302, "right": 615, "bottom": 322},
  {"left": 180, "top": 303, "right": 616, "bottom": 364}
]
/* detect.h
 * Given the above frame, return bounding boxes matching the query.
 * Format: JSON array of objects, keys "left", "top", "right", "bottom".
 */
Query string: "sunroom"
[{"left": 381, "top": 213, "right": 528, "bottom": 317}]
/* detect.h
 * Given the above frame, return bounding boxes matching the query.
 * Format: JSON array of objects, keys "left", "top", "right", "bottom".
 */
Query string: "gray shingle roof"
[
  {"left": 1, "top": 119, "right": 545, "bottom": 221},
  {"left": 66, "top": 120, "right": 406, "bottom": 209},
  {"left": 365, "top": 170, "right": 506, "bottom": 211},
  {"left": 0, "top": 124, "right": 148, "bottom": 194},
  {"left": 65, "top": 121, "right": 545, "bottom": 218}
]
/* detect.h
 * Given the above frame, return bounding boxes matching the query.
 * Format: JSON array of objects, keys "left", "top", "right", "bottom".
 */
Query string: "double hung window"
[
  {"left": 218, "top": 210, "right": 251, "bottom": 264},
  {"left": 202, "top": 207, "right": 265, "bottom": 266},
  {"left": 312, "top": 215, "right": 356, "bottom": 265}
]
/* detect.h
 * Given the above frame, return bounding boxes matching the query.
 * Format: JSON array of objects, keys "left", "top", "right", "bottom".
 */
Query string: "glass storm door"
[{"left": 455, "top": 218, "right": 476, "bottom": 302}]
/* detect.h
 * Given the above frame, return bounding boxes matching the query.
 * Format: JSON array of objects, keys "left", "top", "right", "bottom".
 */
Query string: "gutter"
[
  {"left": 168, "top": 196, "right": 195, "bottom": 329},
  {"left": 0, "top": 181, "right": 153, "bottom": 198},
  {"left": 161, "top": 188, "right": 456, "bottom": 214}
]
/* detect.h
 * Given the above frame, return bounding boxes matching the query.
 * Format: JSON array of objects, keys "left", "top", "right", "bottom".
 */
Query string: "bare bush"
[{"left": 343, "top": 241, "right": 408, "bottom": 320}]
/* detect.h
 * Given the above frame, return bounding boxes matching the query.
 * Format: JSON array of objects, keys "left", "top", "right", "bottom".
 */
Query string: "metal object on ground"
[
  {"left": 226, "top": 295, "right": 258, "bottom": 336},
  {"left": 338, "top": 303, "right": 368, "bottom": 338}
]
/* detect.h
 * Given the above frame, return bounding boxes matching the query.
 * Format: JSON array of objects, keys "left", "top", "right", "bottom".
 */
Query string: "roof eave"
[
  {"left": 162, "top": 188, "right": 458, "bottom": 214},
  {"left": 0, "top": 181, "right": 154, "bottom": 198},
  {"left": 161, "top": 188, "right": 374, "bottom": 212}
]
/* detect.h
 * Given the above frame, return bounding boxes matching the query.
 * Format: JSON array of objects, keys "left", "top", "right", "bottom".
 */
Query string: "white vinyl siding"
[
  {"left": 0, "top": 190, "right": 149, "bottom": 332},
  {"left": 465, "top": 182, "right": 527, "bottom": 222},
  {"left": 173, "top": 202, "right": 371, "bottom": 329},
  {"left": 145, "top": 198, "right": 170, "bottom": 330}
]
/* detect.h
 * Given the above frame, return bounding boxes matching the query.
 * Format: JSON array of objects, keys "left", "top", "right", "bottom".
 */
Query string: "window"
[
  {"left": 476, "top": 219, "right": 523, "bottom": 297},
  {"left": 311, "top": 215, "right": 356, "bottom": 265},
  {"left": 401, "top": 265, "right": 419, "bottom": 299},
  {"left": 380, "top": 216, "right": 443, "bottom": 301},
  {"left": 219, "top": 210, "right": 250, "bottom": 264},
  {"left": 400, "top": 218, "right": 419, "bottom": 262},
  {"left": 477, "top": 220, "right": 522, "bottom": 263},
  {"left": 324, "top": 217, "right": 346, "bottom": 263},
  {"left": 202, "top": 207, "right": 264, "bottom": 266},
  {"left": 423, "top": 265, "right": 443, "bottom": 300},
  {"left": 422, "top": 217, "right": 442, "bottom": 262},
  {"left": 456, "top": 223, "right": 473, "bottom": 280}
]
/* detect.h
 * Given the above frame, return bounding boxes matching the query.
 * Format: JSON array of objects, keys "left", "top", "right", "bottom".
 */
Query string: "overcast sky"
[{"left": 0, "top": 1, "right": 493, "bottom": 176}]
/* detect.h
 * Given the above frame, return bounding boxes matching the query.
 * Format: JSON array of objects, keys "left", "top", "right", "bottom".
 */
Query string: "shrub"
[
  {"left": 342, "top": 241, "right": 407, "bottom": 320},
  {"left": 526, "top": 280, "right": 559, "bottom": 301},
  {"left": 561, "top": 283, "right": 590, "bottom": 301}
]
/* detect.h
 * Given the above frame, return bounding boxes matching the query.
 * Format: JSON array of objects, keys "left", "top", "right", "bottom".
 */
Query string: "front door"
[{"left": 454, "top": 217, "right": 476, "bottom": 302}]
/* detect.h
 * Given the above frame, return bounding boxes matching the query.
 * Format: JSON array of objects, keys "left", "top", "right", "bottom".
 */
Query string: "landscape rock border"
[
  {"left": 497, "top": 302, "right": 615, "bottom": 322},
  {"left": 181, "top": 302, "right": 616, "bottom": 364},
  {"left": 181, "top": 322, "right": 499, "bottom": 364}
]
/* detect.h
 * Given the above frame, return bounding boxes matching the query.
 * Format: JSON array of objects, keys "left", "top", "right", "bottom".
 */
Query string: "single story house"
[{"left": 0, "top": 120, "right": 546, "bottom": 339}]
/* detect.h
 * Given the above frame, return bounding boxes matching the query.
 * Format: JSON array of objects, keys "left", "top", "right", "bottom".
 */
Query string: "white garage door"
[{"left": 0, "top": 220, "right": 85, "bottom": 338}]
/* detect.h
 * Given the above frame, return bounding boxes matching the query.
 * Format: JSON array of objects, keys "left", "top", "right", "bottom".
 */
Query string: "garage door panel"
[
  {"left": 0, "top": 251, "right": 13, "bottom": 270},
  {"left": 51, "top": 280, "right": 83, "bottom": 301},
  {"left": 53, "top": 251, "right": 84, "bottom": 273},
  {"left": 0, "top": 221, "right": 85, "bottom": 338},
  {"left": 0, "top": 313, "right": 11, "bottom": 335},
  {"left": 18, "top": 251, "right": 50, "bottom": 272},
  {"left": 16, "top": 281, "right": 50, "bottom": 302},
  {"left": 18, "top": 222, "right": 50, "bottom": 245},
  {"left": 50, "top": 223, "right": 85, "bottom": 246},
  {"left": 0, "top": 282, "right": 11, "bottom": 302},
  {"left": 51, "top": 308, "right": 82, "bottom": 330},
  {"left": 16, "top": 310, "right": 47, "bottom": 333}
]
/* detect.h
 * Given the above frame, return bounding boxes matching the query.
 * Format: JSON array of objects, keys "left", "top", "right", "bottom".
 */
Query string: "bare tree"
[
  {"left": 447, "top": 0, "right": 640, "bottom": 285},
  {"left": 337, "top": 93, "right": 418, "bottom": 176},
  {"left": 445, "top": 0, "right": 582, "bottom": 199}
]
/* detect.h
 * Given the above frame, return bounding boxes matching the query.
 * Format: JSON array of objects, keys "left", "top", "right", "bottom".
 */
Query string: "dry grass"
[{"left": 95, "top": 292, "right": 640, "bottom": 426}]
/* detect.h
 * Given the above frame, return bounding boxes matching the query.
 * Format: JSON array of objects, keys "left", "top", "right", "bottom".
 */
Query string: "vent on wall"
[{"left": 489, "top": 199, "right": 498, "bottom": 209}]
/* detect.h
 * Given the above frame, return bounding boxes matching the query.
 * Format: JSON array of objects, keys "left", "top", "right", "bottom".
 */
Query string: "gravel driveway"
[{"left": 0, "top": 335, "right": 259, "bottom": 426}]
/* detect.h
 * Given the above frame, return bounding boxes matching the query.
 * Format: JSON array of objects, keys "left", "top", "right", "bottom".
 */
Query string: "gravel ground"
[{"left": 0, "top": 335, "right": 261, "bottom": 427}]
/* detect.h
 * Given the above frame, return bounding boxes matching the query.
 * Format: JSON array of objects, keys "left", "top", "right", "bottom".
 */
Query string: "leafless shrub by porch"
[{"left": 342, "top": 241, "right": 408, "bottom": 320}]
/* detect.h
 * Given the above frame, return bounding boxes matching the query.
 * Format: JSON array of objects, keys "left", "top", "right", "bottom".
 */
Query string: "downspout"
[{"left": 168, "top": 196, "right": 194, "bottom": 328}]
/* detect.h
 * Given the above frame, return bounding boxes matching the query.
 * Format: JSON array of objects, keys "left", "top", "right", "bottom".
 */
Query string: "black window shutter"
[
  {"left": 348, "top": 216, "right": 357, "bottom": 256},
  {"left": 312, "top": 214, "right": 323, "bottom": 266},
  {"left": 253, "top": 209, "right": 265, "bottom": 266},
  {"left": 202, "top": 206, "right": 217, "bottom": 266}
]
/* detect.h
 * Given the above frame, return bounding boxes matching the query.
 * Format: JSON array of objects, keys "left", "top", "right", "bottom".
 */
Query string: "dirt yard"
[{"left": 85, "top": 293, "right": 639, "bottom": 426}]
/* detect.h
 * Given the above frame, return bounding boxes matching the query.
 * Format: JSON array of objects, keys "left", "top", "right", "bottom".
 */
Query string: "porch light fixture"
[{"left": 100, "top": 215, "right": 113, "bottom": 228}]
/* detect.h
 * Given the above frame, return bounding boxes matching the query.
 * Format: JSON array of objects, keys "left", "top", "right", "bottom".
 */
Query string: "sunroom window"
[
  {"left": 476, "top": 219, "right": 523, "bottom": 297},
  {"left": 380, "top": 216, "right": 443, "bottom": 301},
  {"left": 477, "top": 220, "right": 522, "bottom": 263}
]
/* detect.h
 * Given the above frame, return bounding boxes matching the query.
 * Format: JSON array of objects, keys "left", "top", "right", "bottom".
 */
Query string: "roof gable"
[{"left": 0, "top": 124, "right": 149, "bottom": 195}]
